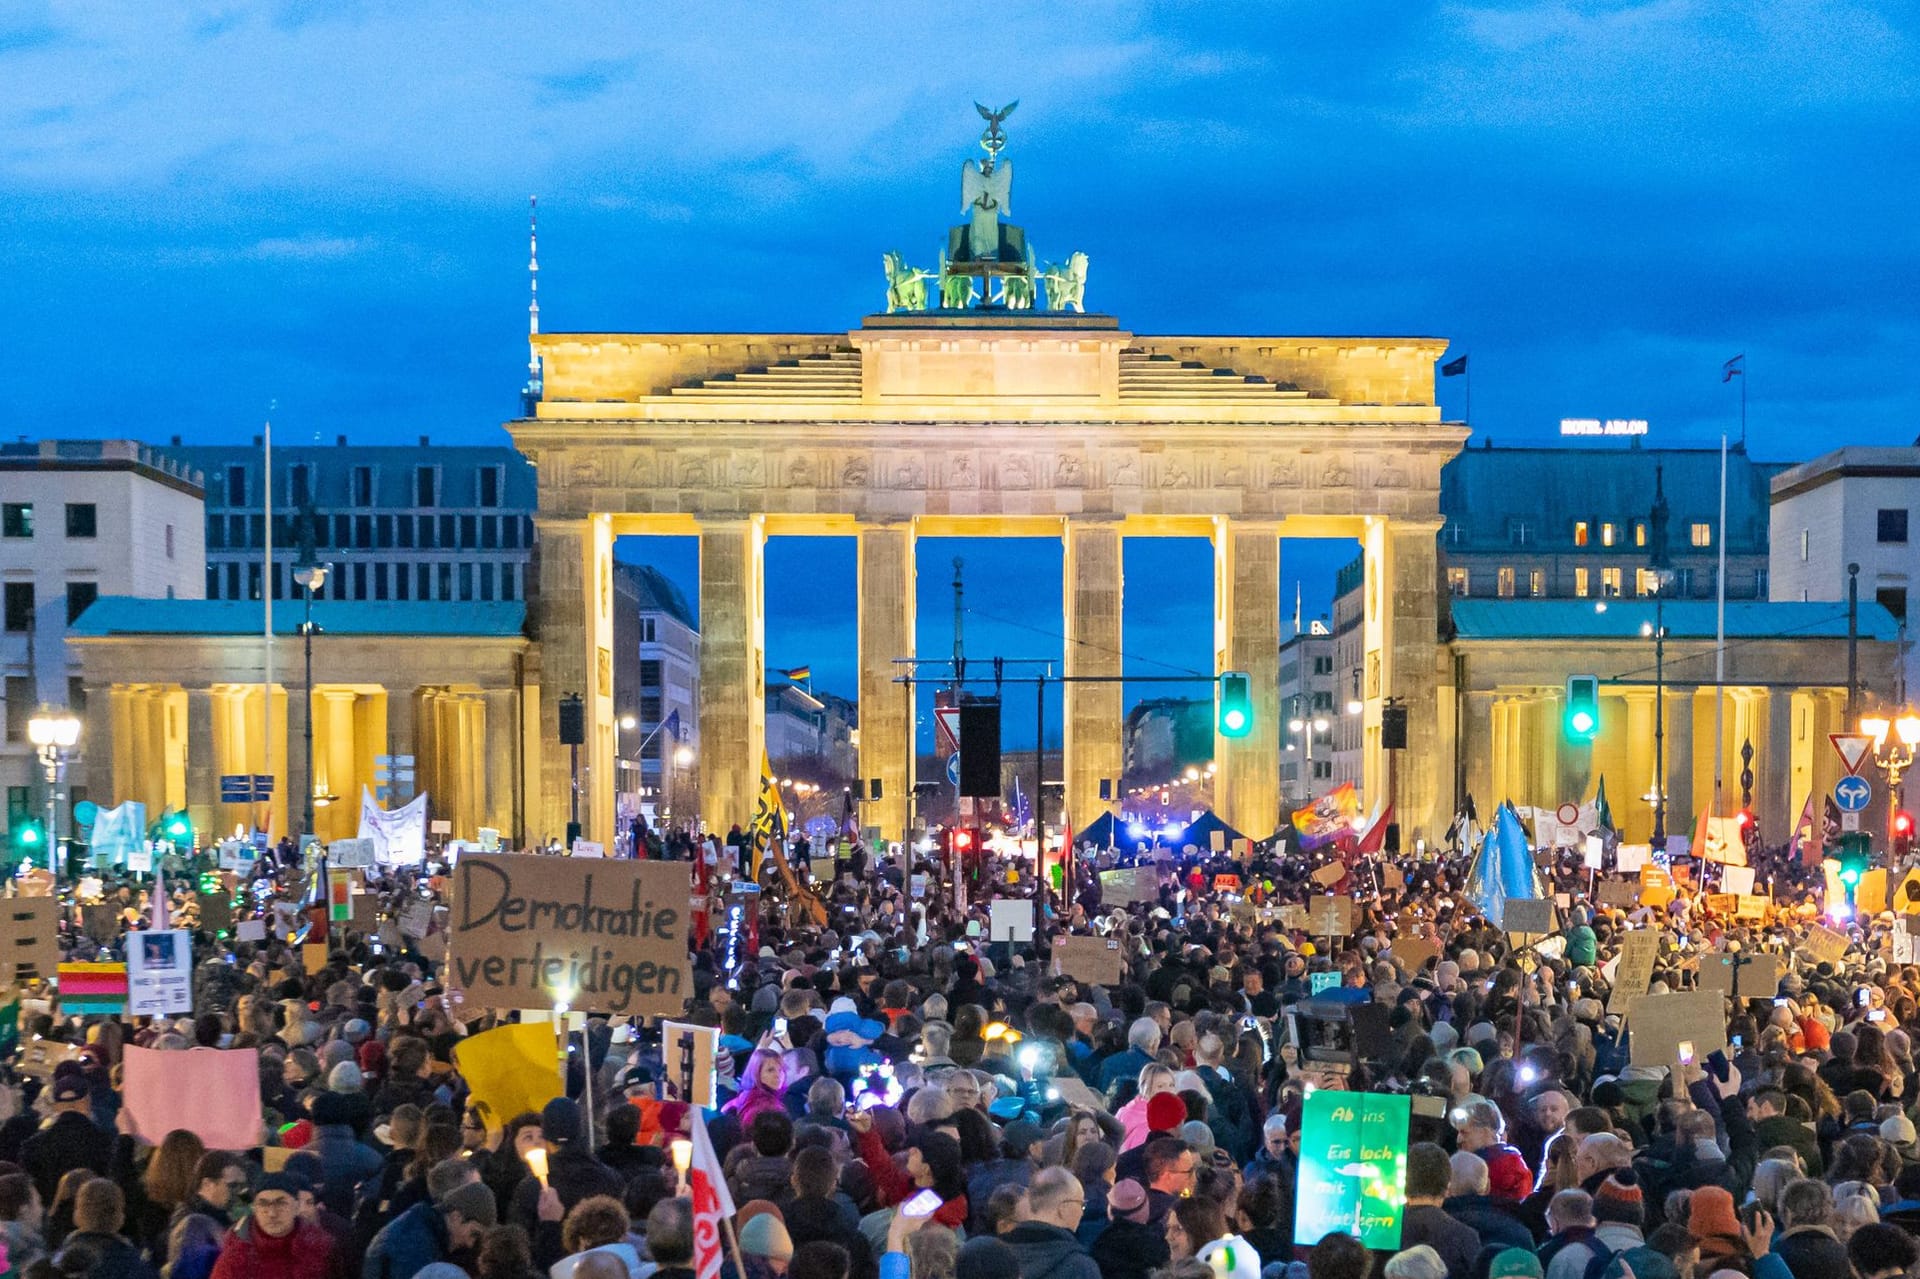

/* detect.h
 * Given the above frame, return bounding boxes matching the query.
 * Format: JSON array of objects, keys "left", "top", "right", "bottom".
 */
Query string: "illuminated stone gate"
[{"left": 511, "top": 312, "right": 1467, "bottom": 841}]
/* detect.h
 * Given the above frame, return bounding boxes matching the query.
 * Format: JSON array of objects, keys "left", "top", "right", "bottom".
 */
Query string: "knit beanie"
[
  {"left": 740, "top": 1213, "right": 794, "bottom": 1262},
  {"left": 1594, "top": 1171, "right": 1645, "bottom": 1226},
  {"left": 1687, "top": 1186, "right": 1740, "bottom": 1240},
  {"left": 1146, "top": 1092, "right": 1187, "bottom": 1133}
]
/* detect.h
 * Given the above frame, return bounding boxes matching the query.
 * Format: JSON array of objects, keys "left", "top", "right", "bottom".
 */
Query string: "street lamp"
[
  {"left": 28, "top": 709, "right": 80, "bottom": 878},
  {"left": 1862, "top": 710, "right": 1920, "bottom": 803},
  {"left": 294, "top": 560, "right": 329, "bottom": 837},
  {"left": 1288, "top": 714, "right": 1332, "bottom": 800}
]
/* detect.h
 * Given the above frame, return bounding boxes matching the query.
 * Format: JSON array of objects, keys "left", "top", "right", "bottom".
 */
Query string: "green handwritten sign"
[
  {"left": 1293, "top": 1090, "right": 1409, "bottom": 1249},
  {"left": 1310, "top": 971, "right": 1341, "bottom": 995}
]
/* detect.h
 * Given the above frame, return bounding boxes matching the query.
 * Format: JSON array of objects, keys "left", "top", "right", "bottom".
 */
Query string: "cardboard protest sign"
[
  {"left": 809, "top": 858, "right": 837, "bottom": 884},
  {"left": 1629, "top": 990, "right": 1728, "bottom": 1067},
  {"left": 1309, "top": 862, "right": 1346, "bottom": 888},
  {"left": 1697, "top": 951, "right": 1780, "bottom": 998},
  {"left": 1720, "top": 865, "right": 1756, "bottom": 896},
  {"left": 198, "top": 892, "right": 233, "bottom": 934},
  {"left": 1704, "top": 894, "right": 1738, "bottom": 916},
  {"left": 15, "top": 1039, "right": 82, "bottom": 1078},
  {"left": 1054, "top": 934, "right": 1125, "bottom": 986},
  {"left": 1639, "top": 867, "right": 1675, "bottom": 907},
  {"left": 0, "top": 898, "right": 59, "bottom": 983},
  {"left": 1382, "top": 865, "right": 1406, "bottom": 891},
  {"left": 1736, "top": 895, "right": 1770, "bottom": 920},
  {"left": 1099, "top": 866, "right": 1157, "bottom": 905},
  {"left": 303, "top": 943, "right": 329, "bottom": 975},
  {"left": 1210, "top": 830, "right": 1227, "bottom": 853},
  {"left": 1615, "top": 844, "right": 1649, "bottom": 873},
  {"left": 1273, "top": 903, "right": 1310, "bottom": 931},
  {"left": 1609, "top": 929, "right": 1660, "bottom": 1015},
  {"left": 1052, "top": 1076, "right": 1106, "bottom": 1112},
  {"left": 1501, "top": 899, "right": 1554, "bottom": 936},
  {"left": 81, "top": 904, "right": 122, "bottom": 944},
  {"left": 123, "top": 1047, "right": 262, "bottom": 1150},
  {"left": 1294, "top": 1090, "right": 1410, "bottom": 1249},
  {"left": 1390, "top": 936, "right": 1441, "bottom": 972},
  {"left": 1307, "top": 895, "right": 1354, "bottom": 937},
  {"left": 448, "top": 854, "right": 692, "bottom": 1016},
  {"left": 1803, "top": 924, "right": 1849, "bottom": 967},
  {"left": 127, "top": 930, "right": 194, "bottom": 1016},
  {"left": 989, "top": 899, "right": 1034, "bottom": 943},
  {"left": 1894, "top": 868, "right": 1920, "bottom": 913},
  {"left": 350, "top": 891, "right": 379, "bottom": 933},
  {"left": 1597, "top": 879, "right": 1640, "bottom": 908}
]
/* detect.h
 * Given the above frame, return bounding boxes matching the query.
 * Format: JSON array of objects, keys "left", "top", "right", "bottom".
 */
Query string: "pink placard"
[{"left": 123, "top": 1046, "right": 263, "bottom": 1151}]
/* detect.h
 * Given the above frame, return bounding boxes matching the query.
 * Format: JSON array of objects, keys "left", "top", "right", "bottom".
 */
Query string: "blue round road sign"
[
  {"left": 1835, "top": 775, "right": 1872, "bottom": 812},
  {"left": 947, "top": 753, "right": 961, "bottom": 788}
]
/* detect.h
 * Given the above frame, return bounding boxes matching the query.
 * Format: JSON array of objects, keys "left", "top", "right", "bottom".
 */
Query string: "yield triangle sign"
[
  {"left": 934, "top": 706, "right": 962, "bottom": 755},
  {"left": 1830, "top": 733, "right": 1874, "bottom": 776}
]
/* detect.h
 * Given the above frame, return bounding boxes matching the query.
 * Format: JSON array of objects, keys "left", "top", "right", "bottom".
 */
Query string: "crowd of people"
[{"left": 3, "top": 823, "right": 1920, "bottom": 1279}]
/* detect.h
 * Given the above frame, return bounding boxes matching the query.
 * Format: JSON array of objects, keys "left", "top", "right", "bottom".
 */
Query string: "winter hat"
[
  {"left": 1108, "top": 1179, "right": 1150, "bottom": 1224},
  {"left": 542, "top": 1097, "right": 585, "bottom": 1146},
  {"left": 1885, "top": 1115, "right": 1919, "bottom": 1148},
  {"left": 740, "top": 1213, "right": 794, "bottom": 1263},
  {"left": 439, "top": 1181, "right": 498, "bottom": 1227},
  {"left": 343, "top": 1018, "right": 372, "bottom": 1044},
  {"left": 1687, "top": 1186, "right": 1741, "bottom": 1240},
  {"left": 1003, "top": 1121, "right": 1046, "bottom": 1157},
  {"left": 1603, "top": 1250, "right": 1678, "bottom": 1279},
  {"left": 1489, "top": 1250, "right": 1545, "bottom": 1279},
  {"left": 1146, "top": 1092, "right": 1187, "bottom": 1133},
  {"left": 1179, "top": 1120, "right": 1216, "bottom": 1157},
  {"left": 1594, "top": 1171, "right": 1645, "bottom": 1225},
  {"left": 327, "top": 1061, "right": 364, "bottom": 1093}
]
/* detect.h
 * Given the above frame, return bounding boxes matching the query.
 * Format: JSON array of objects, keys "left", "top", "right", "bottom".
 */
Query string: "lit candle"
[{"left": 525, "top": 1147, "right": 548, "bottom": 1185}]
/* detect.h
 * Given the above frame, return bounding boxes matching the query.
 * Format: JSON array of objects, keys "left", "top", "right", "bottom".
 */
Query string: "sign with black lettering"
[{"left": 449, "top": 854, "right": 691, "bottom": 1016}]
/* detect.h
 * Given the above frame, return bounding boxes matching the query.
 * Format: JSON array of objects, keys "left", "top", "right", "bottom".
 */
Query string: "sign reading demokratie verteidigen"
[{"left": 450, "top": 854, "right": 691, "bottom": 1016}]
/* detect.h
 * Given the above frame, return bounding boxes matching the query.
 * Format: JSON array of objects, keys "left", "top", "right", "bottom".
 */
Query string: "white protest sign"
[
  {"left": 127, "top": 930, "right": 195, "bottom": 1016},
  {"left": 990, "top": 899, "right": 1035, "bottom": 943},
  {"left": 328, "top": 838, "right": 377, "bottom": 869},
  {"left": 571, "top": 840, "right": 605, "bottom": 859},
  {"left": 1720, "top": 865, "right": 1756, "bottom": 896}
]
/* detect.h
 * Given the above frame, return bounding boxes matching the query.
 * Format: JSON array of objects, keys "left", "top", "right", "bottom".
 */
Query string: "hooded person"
[{"left": 823, "top": 1011, "right": 889, "bottom": 1086}]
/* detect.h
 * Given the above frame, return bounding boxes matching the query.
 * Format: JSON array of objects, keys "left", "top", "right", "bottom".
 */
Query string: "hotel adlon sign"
[{"left": 449, "top": 854, "right": 692, "bottom": 1016}]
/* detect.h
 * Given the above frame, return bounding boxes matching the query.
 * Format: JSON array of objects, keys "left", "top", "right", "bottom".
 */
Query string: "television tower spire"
[{"left": 522, "top": 195, "right": 542, "bottom": 411}]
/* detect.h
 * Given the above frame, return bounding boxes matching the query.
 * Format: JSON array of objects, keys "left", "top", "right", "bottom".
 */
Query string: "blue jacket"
[
  {"left": 363, "top": 1200, "right": 450, "bottom": 1279},
  {"left": 1097, "top": 1047, "right": 1153, "bottom": 1093},
  {"left": 308, "top": 1124, "right": 385, "bottom": 1218}
]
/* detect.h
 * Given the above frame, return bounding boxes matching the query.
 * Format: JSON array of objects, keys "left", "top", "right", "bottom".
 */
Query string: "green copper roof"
[
  {"left": 1450, "top": 599, "right": 1899, "bottom": 642},
  {"left": 69, "top": 597, "right": 527, "bottom": 638}
]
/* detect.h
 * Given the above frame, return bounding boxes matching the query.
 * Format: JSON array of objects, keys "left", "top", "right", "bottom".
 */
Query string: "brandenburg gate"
[{"left": 510, "top": 107, "right": 1467, "bottom": 845}]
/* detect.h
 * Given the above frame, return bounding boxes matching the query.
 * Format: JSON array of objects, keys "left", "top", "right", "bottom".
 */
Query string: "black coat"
[
  {"left": 1088, "top": 1217, "right": 1171, "bottom": 1279},
  {"left": 22, "top": 1110, "right": 115, "bottom": 1205}
]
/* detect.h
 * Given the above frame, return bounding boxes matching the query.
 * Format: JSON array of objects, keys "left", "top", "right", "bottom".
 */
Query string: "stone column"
[
  {"left": 1759, "top": 688, "right": 1794, "bottom": 837},
  {"left": 1622, "top": 689, "right": 1655, "bottom": 843},
  {"left": 184, "top": 688, "right": 217, "bottom": 841},
  {"left": 1464, "top": 691, "right": 1495, "bottom": 811},
  {"left": 531, "top": 516, "right": 615, "bottom": 843},
  {"left": 699, "top": 518, "right": 766, "bottom": 828},
  {"left": 856, "top": 523, "right": 915, "bottom": 838},
  {"left": 1212, "top": 520, "right": 1281, "bottom": 837},
  {"left": 1366, "top": 518, "right": 1446, "bottom": 838},
  {"left": 1063, "top": 519, "right": 1123, "bottom": 830},
  {"left": 322, "top": 689, "right": 357, "bottom": 841},
  {"left": 1664, "top": 686, "right": 1696, "bottom": 836}
]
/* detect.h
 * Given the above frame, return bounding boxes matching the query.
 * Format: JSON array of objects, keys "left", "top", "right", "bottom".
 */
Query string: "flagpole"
[{"left": 1714, "top": 433, "right": 1727, "bottom": 815}]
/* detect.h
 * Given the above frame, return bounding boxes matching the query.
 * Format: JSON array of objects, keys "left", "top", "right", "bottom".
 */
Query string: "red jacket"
[
  {"left": 855, "top": 1125, "right": 969, "bottom": 1229},
  {"left": 210, "top": 1217, "right": 344, "bottom": 1279}
]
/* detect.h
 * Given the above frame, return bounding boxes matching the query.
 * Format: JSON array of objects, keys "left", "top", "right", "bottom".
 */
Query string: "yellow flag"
[{"left": 453, "top": 1022, "right": 564, "bottom": 1131}]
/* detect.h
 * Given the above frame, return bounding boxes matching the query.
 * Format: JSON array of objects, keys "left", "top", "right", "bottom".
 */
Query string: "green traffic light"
[
  {"left": 1569, "top": 709, "right": 1595, "bottom": 734},
  {"left": 17, "top": 825, "right": 39, "bottom": 846},
  {"left": 1842, "top": 867, "right": 1863, "bottom": 886},
  {"left": 1223, "top": 708, "right": 1247, "bottom": 732},
  {"left": 1218, "top": 671, "right": 1253, "bottom": 739}
]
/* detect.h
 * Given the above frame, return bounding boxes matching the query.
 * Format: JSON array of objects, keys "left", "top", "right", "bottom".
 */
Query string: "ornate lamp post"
[
  {"left": 28, "top": 708, "right": 81, "bottom": 878},
  {"left": 1860, "top": 710, "right": 1920, "bottom": 805},
  {"left": 294, "top": 559, "right": 329, "bottom": 836}
]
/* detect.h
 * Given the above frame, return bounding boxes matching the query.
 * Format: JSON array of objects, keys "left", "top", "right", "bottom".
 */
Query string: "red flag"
[
  {"left": 1790, "top": 792, "right": 1818, "bottom": 866},
  {"left": 689, "top": 1108, "right": 736, "bottom": 1279},
  {"left": 1353, "top": 804, "right": 1394, "bottom": 856}
]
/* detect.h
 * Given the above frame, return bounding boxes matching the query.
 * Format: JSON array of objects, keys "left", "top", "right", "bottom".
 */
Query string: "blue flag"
[{"left": 1465, "top": 803, "right": 1540, "bottom": 923}]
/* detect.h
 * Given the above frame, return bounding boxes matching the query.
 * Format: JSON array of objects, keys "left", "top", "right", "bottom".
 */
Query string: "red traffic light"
[
  {"left": 1736, "top": 809, "right": 1753, "bottom": 828},
  {"left": 952, "top": 829, "right": 975, "bottom": 852},
  {"left": 1895, "top": 810, "right": 1915, "bottom": 836}
]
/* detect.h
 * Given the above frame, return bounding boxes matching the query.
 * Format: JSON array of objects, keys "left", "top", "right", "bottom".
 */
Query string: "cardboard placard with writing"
[
  {"left": 1894, "top": 868, "right": 1920, "bottom": 913},
  {"left": 1736, "top": 894, "right": 1771, "bottom": 920},
  {"left": 16, "top": 1039, "right": 82, "bottom": 1078},
  {"left": 1704, "top": 894, "right": 1739, "bottom": 916},
  {"left": 198, "top": 892, "right": 234, "bottom": 934},
  {"left": 1639, "top": 867, "right": 1675, "bottom": 909},
  {"left": 1597, "top": 879, "right": 1641, "bottom": 909},
  {"left": 1697, "top": 951, "right": 1780, "bottom": 998},
  {"left": 1803, "top": 924, "right": 1850, "bottom": 967},
  {"left": 1382, "top": 865, "right": 1406, "bottom": 891},
  {"left": 449, "top": 854, "right": 692, "bottom": 1017},
  {"left": 809, "top": 858, "right": 837, "bottom": 884},
  {"left": 0, "top": 898, "right": 59, "bottom": 983},
  {"left": 661, "top": 1020, "right": 720, "bottom": 1108},
  {"left": 1609, "top": 929, "right": 1661, "bottom": 1016},
  {"left": 302, "top": 942, "right": 329, "bottom": 975},
  {"left": 1273, "top": 903, "right": 1310, "bottom": 931},
  {"left": 1054, "top": 934, "right": 1125, "bottom": 987},
  {"left": 1307, "top": 895, "right": 1354, "bottom": 937},
  {"left": 1210, "top": 830, "right": 1226, "bottom": 853},
  {"left": 1629, "top": 989, "right": 1729, "bottom": 1067},
  {"left": 1720, "top": 865, "right": 1757, "bottom": 897},
  {"left": 1390, "top": 936, "right": 1441, "bottom": 973},
  {"left": 350, "top": 891, "right": 380, "bottom": 933},
  {"left": 1501, "top": 898, "right": 1555, "bottom": 936},
  {"left": 1309, "top": 862, "right": 1346, "bottom": 888}
]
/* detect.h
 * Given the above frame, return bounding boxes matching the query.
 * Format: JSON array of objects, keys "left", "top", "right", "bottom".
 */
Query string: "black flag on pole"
[{"left": 1441, "top": 355, "right": 1469, "bottom": 377}]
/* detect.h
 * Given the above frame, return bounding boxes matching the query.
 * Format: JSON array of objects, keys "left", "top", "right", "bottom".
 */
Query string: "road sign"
[
  {"left": 1556, "top": 802, "right": 1580, "bottom": 825},
  {"left": 934, "top": 707, "right": 961, "bottom": 755},
  {"left": 218, "top": 774, "right": 274, "bottom": 803},
  {"left": 946, "top": 753, "right": 961, "bottom": 789},
  {"left": 1835, "top": 775, "right": 1872, "bottom": 813},
  {"left": 1843, "top": 811, "right": 1862, "bottom": 832},
  {"left": 1831, "top": 733, "right": 1875, "bottom": 776}
]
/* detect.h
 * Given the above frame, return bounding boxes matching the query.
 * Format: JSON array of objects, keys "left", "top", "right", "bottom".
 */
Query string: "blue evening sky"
[{"left": 5, "top": 3, "right": 1915, "bottom": 739}]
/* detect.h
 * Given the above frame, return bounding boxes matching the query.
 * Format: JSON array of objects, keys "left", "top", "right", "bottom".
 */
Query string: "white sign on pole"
[
  {"left": 478, "top": 827, "right": 501, "bottom": 852},
  {"left": 989, "top": 898, "right": 1034, "bottom": 943},
  {"left": 1583, "top": 836, "right": 1604, "bottom": 870},
  {"left": 430, "top": 820, "right": 452, "bottom": 836},
  {"left": 235, "top": 920, "right": 268, "bottom": 943},
  {"left": 1831, "top": 733, "right": 1875, "bottom": 777},
  {"left": 1843, "top": 811, "right": 1862, "bottom": 832},
  {"left": 571, "top": 840, "right": 605, "bottom": 859},
  {"left": 328, "top": 838, "right": 377, "bottom": 869},
  {"left": 127, "top": 930, "right": 195, "bottom": 1016}
]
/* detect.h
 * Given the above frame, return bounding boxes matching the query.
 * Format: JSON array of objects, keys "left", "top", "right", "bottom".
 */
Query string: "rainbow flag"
[
  {"left": 58, "top": 962, "right": 129, "bottom": 1016},
  {"left": 328, "top": 870, "right": 354, "bottom": 924}
]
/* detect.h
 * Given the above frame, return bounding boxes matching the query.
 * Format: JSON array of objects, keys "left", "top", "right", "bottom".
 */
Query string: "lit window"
[
  {"left": 1447, "top": 567, "right": 1470, "bottom": 597},
  {"left": 1573, "top": 521, "right": 1589, "bottom": 547},
  {"left": 1497, "top": 567, "right": 1515, "bottom": 598},
  {"left": 1529, "top": 569, "right": 1545, "bottom": 597},
  {"left": 1574, "top": 568, "right": 1590, "bottom": 598},
  {"left": 1601, "top": 567, "right": 1622, "bottom": 596},
  {"left": 1634, "top": 522, "right": 1646, "bottom": 548},
  {"left": 1601, "top": 523, "right": 1616, "bottom": 547},
  {"left": 1690, "top": 523, "right": 1712, "bottom": 547},
  {"left": 1635, "top": 568, "right": 1656, "bottom": 597}
]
